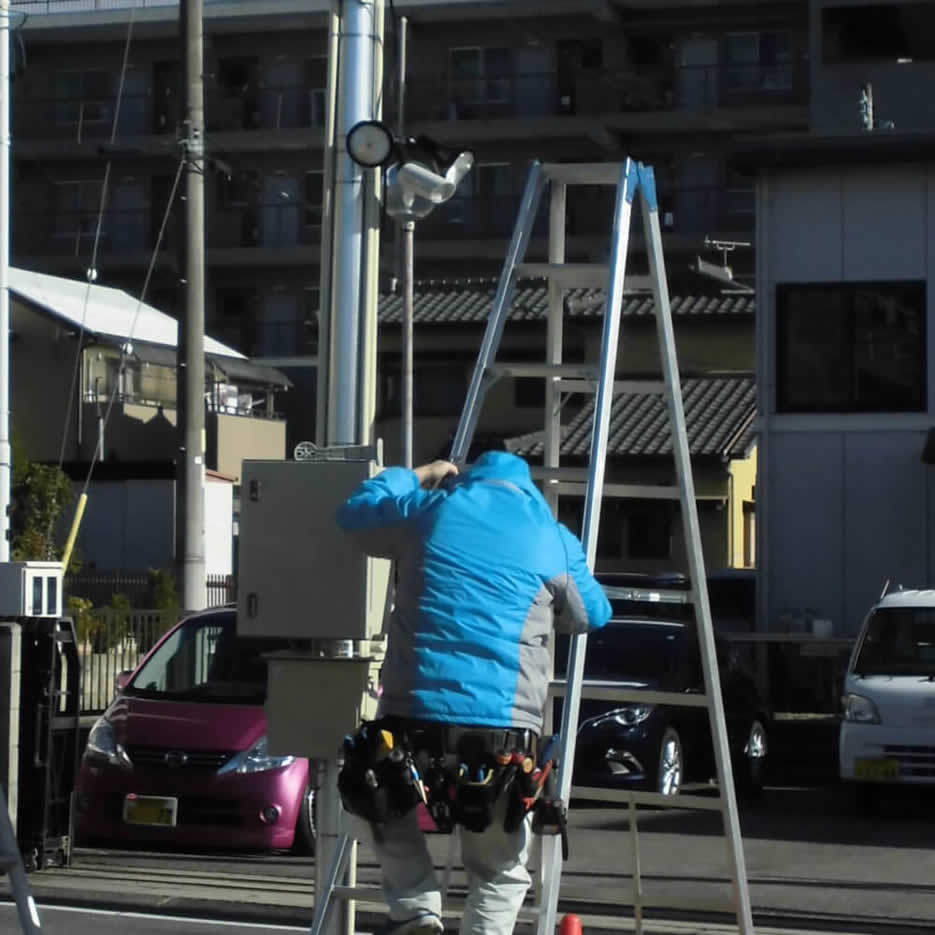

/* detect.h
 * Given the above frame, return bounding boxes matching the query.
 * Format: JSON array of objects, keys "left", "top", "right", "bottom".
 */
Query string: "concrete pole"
[
  {"left": 177, "top": 0, "right": 206, "bottom": 611},
  {"left": 0, "top": 0, "right": 11, "bottom": 563}
]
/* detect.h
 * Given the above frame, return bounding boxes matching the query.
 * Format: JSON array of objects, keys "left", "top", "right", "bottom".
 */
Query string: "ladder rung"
[
  {"left": 569, "top": 786, "right": 724, "bottom": 811},
  {"left": 540, "top": 480, "right": 682, "bottom": 500},
  {"left": 601, "top": 584, "right": 693, "bottom": 605},
  {"left": 486, "top": 365, "right": 665, "bottom": 398},
  {"left": 557, "top": 378, "right": 666, "bottom": 395},
  {"left": 531, "top": 467, "right": 681, "bottom": 501},
  {"left": 548, "top": 681, "right": 709, "bottom": 708},
  {"left": 541, "top": 162, "right": 624, "bottom": 185},
  {"left": 516, "top": 263, "right": 609, "bottom": 288},
  {"left": 487, "top": 363, "right": 600, "bottom": 380}
]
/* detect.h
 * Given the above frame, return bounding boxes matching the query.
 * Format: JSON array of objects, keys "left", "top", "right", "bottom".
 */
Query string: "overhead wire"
[
  {"left": 54, "top": 5, "right": 136, "bottom": 473},
  {"left": 76, "top": 155, "right": 185, "bottom": 505}
]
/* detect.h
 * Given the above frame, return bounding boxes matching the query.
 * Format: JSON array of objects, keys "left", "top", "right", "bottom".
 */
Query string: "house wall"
[
  {"left": 67, "top": 476, "right": 233, "bottom": 575},
  {"left": 756, "top": 162, "right": 935, "bottom": 635},
  {"left": 727, "top": 445, "right": 757, "bottom": 568},
  {"left": 210, "top": 412, "right": 286, "bottom": 484},
  {"left": 10, "top": 300, "right": 77, "bottom": 461},
  {"left": 205, "top": 479, "right": 234, "bottom": 578}
]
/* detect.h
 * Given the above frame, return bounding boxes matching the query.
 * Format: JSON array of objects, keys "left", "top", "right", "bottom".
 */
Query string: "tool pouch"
[
  {"left": 452, "top": 765, "right": 502, "bottom": 833},
  {"left": 338, "top": 723, "right": 421, "bottom": 827}
]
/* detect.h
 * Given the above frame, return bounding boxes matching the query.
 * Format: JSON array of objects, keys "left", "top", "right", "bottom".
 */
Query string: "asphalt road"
[
  {"left": 4, "top": 784, "right": 935, "bottom": 933},
  {"left": 0, "top": 904, "right": 309, "bottom": 934}
]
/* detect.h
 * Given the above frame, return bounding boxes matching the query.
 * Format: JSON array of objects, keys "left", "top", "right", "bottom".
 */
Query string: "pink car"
[{"left": 74, "top": 608, "right": 316, "bottom": 853}]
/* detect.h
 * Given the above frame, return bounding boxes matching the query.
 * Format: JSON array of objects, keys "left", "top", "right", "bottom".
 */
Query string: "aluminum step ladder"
[
  {"left": 0, "top": 786, "right": 43, "bottom": 933},
  {"left": 309, "top": 159, "right": 755, "bottom": 935},
  {"left": 449, "top": 158, "right": 755, "bottom": 935}
]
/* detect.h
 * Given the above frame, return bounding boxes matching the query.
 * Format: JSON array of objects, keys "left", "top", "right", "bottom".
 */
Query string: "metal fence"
[
  {"left": 65, "top": 572, "right": 235, "bottom": 609},
  {"left": 77, "top": 609, "right": 171, "bottom": 713},
  {"left": 64, "top": 572, "right": 236, "bottom": 713}
]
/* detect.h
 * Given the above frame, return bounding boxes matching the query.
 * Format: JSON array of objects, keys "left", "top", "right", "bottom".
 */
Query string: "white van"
[{"left": 839, "top": 589, "right": 935, "bottom": 803}]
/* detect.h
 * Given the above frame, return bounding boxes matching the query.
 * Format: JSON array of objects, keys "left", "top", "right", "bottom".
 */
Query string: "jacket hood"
[{"left": 466, "top": 451, "right": 535, "bottom": 488}]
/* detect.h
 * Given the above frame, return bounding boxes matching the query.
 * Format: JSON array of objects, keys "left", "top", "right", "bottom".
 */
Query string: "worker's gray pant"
[{"left": 364, "top": 804, "right": 532, "bottom": 935}]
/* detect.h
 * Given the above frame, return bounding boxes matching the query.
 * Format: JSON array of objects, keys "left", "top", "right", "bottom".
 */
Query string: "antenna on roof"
[{"left": 880, "top": 579, "right": 890, "bottom": 599}]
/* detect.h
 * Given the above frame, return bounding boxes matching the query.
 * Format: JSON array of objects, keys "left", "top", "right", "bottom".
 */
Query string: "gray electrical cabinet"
[{"left": 236, "top": 456, "right": 391, "bottom": 642}]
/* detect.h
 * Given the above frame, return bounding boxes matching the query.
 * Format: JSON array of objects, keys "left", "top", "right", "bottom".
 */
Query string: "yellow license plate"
[
  {"left": 123, "top": 795, "right": 178, "bottom": 827},
  {"left": 855, "top": 758, "right": 900, "bottom": 780}
]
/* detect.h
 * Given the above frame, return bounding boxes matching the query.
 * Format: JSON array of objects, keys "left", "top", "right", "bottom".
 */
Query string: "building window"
[
  {"left": 54, "top": 70, "right": 115, "bottom": 126},
  {"left": 53, "top": 180, "right": 103, "bottom": 241},
  {"left": 215, "top": 286, "right": 257, "bottom": 355},
  {"left": 449, "top": 47, "right": 512, "bottom": 114},
  {"left": 776, "top": 281, "right": 926, "bottom": 413},
  {"left": 724, "top": 31, "right": 795, "bottom": 92},
  {"left": 258, "top": 291, "right": 299, "bottom": 357},
  {"left": 557, "top": 497, "right": 626, "bottom": 561},
  {"left": 380, "top": 360, "right": 467, "bottom": 417},
  {"left": 217, "top": 170, "right": 258, "bottom": 208},
  {"left": 305, "top": 57, "right": 328, "bottom": 127},
  {"left": 822, "top": 4, "right": 935, "bottom": 64},
  {"left": 627, "top": 506, "right": 672, "bottom": 560}
]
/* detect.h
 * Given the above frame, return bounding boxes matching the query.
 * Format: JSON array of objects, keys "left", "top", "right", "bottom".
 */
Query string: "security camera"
[{"left": 395, "top": 151, "right": 474, "bottom": 204}]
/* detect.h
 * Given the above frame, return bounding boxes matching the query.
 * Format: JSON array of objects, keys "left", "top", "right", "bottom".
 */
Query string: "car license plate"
[
  {"left": 123, "top": 794, "right": 178, "bottom": 827},
  {"left": 854, "top": 757, "right": 900, "bottom": 780}
]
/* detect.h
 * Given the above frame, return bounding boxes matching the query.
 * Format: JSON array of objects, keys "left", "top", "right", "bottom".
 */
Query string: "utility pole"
[
  {"left": 0, "top": 0, "right": 11, "bottom": 563},
  {"left": 176, "top": 0, "right": 206, "bottom": 611}
]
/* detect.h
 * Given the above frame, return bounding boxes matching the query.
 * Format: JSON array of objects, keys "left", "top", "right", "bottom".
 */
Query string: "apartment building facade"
[{"left": 9, "top": 0, "right": 809, "bottom": 449}]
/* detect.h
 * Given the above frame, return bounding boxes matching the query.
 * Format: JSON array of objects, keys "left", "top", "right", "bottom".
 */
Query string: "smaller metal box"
[{"left": 0, "top": 562, "right": 63, "bottom": 618}]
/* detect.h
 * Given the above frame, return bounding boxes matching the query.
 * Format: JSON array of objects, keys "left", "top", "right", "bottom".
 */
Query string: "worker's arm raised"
[
  {"left": 550, "top": 523, "right": 612, "bottom": 635},
  {"left": 335, "top": 461, "right": 456, "bottom": 557}
]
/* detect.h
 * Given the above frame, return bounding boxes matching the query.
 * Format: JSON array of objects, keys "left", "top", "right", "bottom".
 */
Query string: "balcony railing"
[
  {"left": 209, "top": 201, "right": 321, "bottom": 249},
  {"left": 396, "top": 61, "right": 806, "bottom": 123},
  {"left": 416, "top": 186, "right": 753, "bottom": 241},
  {"left": 205, "top": 86, "right": 327, "bottom": 133},
  {"left": 15, "top": 208, "right": 166, "bottom": 257},
  {"left": 13, "top": 93, "right": 153, "bottom": 140},
  {"left": 12, "top": 85, "right": 325, "bottom": 141},
  {"left": 11, "top": 0, "right": 244, "bottom": 13}
]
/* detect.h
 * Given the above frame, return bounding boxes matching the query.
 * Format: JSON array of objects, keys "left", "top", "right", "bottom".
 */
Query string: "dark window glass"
[
  {"left": 627, "top": 507, "right": 672, "bottom": 559},
  {"left": 854, "top": 607, "right": 935, "bottom": 676},
  {"left": 822, "top": 4, "right": 935, "bottom": 63},
  {"left": 380, "top": 361, "right": 467, "bottom": 417},
  {"left": 776, "top": 281, "right": 926, "bottom": 413}
]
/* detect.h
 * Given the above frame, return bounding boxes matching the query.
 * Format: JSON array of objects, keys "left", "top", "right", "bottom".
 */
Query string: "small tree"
[{"left": 10, "top": 436, "right": 77, "bottom": 569}]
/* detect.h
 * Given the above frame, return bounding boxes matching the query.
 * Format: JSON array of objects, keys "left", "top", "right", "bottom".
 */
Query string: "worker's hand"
[{"left": 414, "top": 459, "right": 459, "bottom": 490}]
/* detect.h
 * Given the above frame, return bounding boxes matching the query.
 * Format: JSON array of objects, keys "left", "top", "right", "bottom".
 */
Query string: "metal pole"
[
  {"left": 315, "top": 1, "right": 340, "bottom": 448},
  {"left": 328, "top": 0, "right": 376, "bottom": 445},
  {"left": 401, "top": 221, "right": 414, "bottom": 467},
  {"left": 0, "top": 0, "right": 11, "bottom": 563},
  {"left": 397, "top": 16, "right": 413, "bottom": 467},
  {"left": 177, "top": 0, "right": 206, "bottom": 611}
]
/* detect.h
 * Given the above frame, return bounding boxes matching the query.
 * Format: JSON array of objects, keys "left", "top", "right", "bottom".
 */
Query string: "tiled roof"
[
  {"left": 377, "top": 278, "right": 755, "bottom": 325},
  {"left": 505, "top": 375, "right": 756, "bottom": 460}
]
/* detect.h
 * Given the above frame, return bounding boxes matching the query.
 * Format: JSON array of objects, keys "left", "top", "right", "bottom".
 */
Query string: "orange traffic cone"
[{"left": 559, "top": 914, "right": 582, "bottom": 935}]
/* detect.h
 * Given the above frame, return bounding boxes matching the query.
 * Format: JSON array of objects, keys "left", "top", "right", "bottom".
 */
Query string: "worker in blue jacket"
[{"left": 337, "top": 450, "right": 611, "bottom": 935}]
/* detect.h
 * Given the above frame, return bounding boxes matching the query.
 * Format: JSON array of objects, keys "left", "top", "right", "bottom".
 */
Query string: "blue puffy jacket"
[{"left": 336, "top": 451, "right": 611, "bottom": 733}]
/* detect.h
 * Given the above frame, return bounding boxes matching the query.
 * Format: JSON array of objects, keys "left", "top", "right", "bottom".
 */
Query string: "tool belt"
[{"left": 338, "top": 717, "right": 569, "bottom": 859}]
